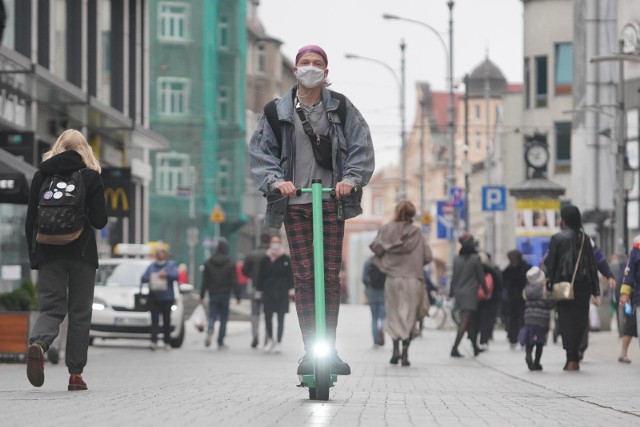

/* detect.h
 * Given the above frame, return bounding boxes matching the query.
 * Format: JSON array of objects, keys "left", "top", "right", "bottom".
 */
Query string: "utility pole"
[
  {"left": 400, "top": 40, "right": 407, "bottom": 200},
  {"left": 447, "top": 0, "right": 456, "bottom": 276},
  {"left": 484, "top": 54, "right": 495, "bottom": 256}
]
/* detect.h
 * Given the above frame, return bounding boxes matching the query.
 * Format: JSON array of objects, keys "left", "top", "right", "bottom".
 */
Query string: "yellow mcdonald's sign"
[{"left": 104, "top": 187, "right": 129, "bottom": 211}]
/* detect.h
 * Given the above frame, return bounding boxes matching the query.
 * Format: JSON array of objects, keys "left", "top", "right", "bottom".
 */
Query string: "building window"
[
  {"left": 555, "top": 122, "right": 571, "bottom": 166},
  {"left": 474, "top": 104, "right": 481, "bottom": 121},
  {"left": 524, "top": 57, "right": 530, "bottom": 109},
  {"left": 218, "top": 86, "right": 230, "bottom": 123},
  {"left": 158, "top": 2, "right": 190, "bottom": 42},
  {"left": 535, "top": 56, "right": 548, "bottom": 108},
  {"left": 257, "top": 43, "right": 266, "bottom": 73},
  {"left": 155, "top": 152, "right": 190, "bottom": 196},
  {"left": 218, "top": 16, "right": 229, "bottom": 50},
  {"left": 158, "top": 77, "right": 190, "bottom": 115},
  {"left": 555, "top": 43, "right": 573, "bottom": 95},
  {"left": 475, "top": 131, "right": 481, "bottom": 149},
  {"left": 216, "top": 159, "right": 230, "bottom": 201}
]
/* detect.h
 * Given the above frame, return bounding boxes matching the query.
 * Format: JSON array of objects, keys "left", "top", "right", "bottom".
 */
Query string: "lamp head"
[{"left": 382, "top": 13, "right": 399, "bottom": 20}]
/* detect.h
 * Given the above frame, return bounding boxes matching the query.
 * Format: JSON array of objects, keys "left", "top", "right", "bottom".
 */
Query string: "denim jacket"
[{"left": 249, "top": 86, "right": 375, "bottom": 228}]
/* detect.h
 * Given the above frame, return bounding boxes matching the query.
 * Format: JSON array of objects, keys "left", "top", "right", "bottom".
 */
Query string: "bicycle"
[{"left": 421, "top": 290, "right": 461, "bottom": 330}]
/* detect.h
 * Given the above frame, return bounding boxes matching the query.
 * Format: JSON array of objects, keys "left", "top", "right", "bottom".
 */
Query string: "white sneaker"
[
  {"left": 273, "top": 342, "right": 282, "bottom": 353},
  {"left": 163, "top": 344, "right": 172, "bottom": 351},
  {"left": 205, "top": 332, "right": 213, "bottom": 348},
  {"left": 263, "top": 338, "right": 274, "bottom": 353},
  {"left": 149, "top": 343, "right": 157, "bottom": 351}
]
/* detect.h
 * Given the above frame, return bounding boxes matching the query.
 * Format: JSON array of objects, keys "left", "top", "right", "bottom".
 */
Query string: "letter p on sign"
[{"left": 482, "top": 186, "right": 506, "bottom": 211}]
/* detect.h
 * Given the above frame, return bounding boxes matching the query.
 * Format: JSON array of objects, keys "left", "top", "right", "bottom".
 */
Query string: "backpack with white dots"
[{"left": 36, "top": 169, "right": 87, "bottom": 245}]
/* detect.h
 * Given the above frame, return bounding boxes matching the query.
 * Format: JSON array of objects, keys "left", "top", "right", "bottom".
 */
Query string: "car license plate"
[{"left": 114, "top": 317, "right": 148, "bottom": 326}]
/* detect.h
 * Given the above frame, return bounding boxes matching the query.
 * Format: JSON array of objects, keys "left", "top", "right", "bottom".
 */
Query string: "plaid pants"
[{"left": 284, "top": 201, "right": 344, "bottom": 351}]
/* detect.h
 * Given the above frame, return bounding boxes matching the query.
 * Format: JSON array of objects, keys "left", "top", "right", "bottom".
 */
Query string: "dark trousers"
[
  {"left": 265, "top": 311, "right": 286, "bottom": 343},
  {"left": 477, "top": 300, "right": 495, "bottom": 345},
  {"left": 507, "top": 300, "right": 525, "bottom": 344},
  {"left": 29, "top": 258, "right": 96, "bottom": 374},
  {"left": 208, "top": 294, "right": 230, "bottom": 345},
  {"left": 285, "top": 201, "right": 344, "bottom": 351},
  {"left": 150, "top": 299, "right": 173, "bottom": 344}
]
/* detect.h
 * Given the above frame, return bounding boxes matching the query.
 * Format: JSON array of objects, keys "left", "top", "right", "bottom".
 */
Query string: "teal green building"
[{"left": 148, "top": 0, "right": 247, "bottom": 287}]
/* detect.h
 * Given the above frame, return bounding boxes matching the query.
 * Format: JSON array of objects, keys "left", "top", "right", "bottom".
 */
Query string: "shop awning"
[
  {"left": 0, "top": 47, "right": 168, "bottom": 150},
  {"left": 0, "top": 148, "right": 36, "bottom": 204}
]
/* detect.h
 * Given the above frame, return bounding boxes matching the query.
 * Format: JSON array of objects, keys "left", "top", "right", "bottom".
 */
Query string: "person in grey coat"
[
  {"left": 449, "top": 233, "right": 487, "bottom": 357},
  {"left": 370, "top": 200, "right": 432, "bottom": 367}
]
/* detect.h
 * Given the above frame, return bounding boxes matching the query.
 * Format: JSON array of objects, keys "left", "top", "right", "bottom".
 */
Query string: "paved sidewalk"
[{"left": 1, "top": 304, "right": 639, "bottom": 426}]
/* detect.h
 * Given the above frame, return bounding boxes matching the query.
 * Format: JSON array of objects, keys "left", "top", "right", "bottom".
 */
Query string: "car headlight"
[{"left": 92, "top": 297, "right": 108, "bottom": 311}]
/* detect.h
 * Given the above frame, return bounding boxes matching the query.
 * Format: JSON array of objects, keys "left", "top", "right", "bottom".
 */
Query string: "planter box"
[{"left": 0, "top": 311, "right": 32, "bottom": 362}]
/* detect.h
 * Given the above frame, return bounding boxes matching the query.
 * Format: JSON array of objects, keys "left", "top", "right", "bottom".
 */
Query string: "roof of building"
[{"left": 466, "top": 58, "right": 507, "bottom": 98}]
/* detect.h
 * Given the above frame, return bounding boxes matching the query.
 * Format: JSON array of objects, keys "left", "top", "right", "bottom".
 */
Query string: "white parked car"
[{"left": 90, "top": 258, "right": 193, "bottom": 348}]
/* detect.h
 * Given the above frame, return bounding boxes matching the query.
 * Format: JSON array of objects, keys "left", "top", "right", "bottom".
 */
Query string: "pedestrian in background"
[
  {"left": 477, "top": 252, "right": 502, "bottom": 350},
  {"left": 619, "top": 235, "right": 640, "bottom": 363},
  {"left": 256, "top": 234, "right": 294, "bottom": 353},
  {"left": 25, "top": 129, "right": 107, "bottom": 391},
  {"left": 141, "top": 245, "right": 179, "bottom": 351},
  {"left": 242, "top": 232, "right": 271, "bottom": 348},
  {"left": 518, "top": 266, "right": 555, "bottom": 371},
  {"left": 449, "top": 233, "right": 487, "bottom": 358},
  {"left": 200, "top": 238, "right": 238, "bottom": 349},
  {"left": 177, "top": 263, "right": 189, "bottom": 284},
  {"left": 544, "top": 205, "right": 599, "bottom": 371},
  {"left": 370, "top": 200, "right": 432, "bottom": 367},
  {"left": 362, "top": 254, "right": 386, "bottom": 347},
  {"left": 249, "top": 44, "right": 375, "bottom": 376},
  {"left": 502, "top": 250, "right": 530, "bottom": 348}
]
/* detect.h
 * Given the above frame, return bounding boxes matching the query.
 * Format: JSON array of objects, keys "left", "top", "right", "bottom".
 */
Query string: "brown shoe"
[
  {"left": 26, "top": 343, "right": 45, "bottom": 387},
  {"left": 563, "top": 361, "right": 580, "bottom": 371},
  {"left": 68, "top": 374, "right": 88, "bottom": 391}
]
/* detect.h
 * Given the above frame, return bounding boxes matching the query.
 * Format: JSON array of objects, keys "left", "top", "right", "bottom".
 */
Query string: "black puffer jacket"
[
  {"left": 200, "top": 253, "right": 238, "bottom": 298},
  {"left": 24, "top": 150, "right": 107, "bottom": 269},
  {"left": 523, "top": 282, "right": 556, "bottom": 328}
]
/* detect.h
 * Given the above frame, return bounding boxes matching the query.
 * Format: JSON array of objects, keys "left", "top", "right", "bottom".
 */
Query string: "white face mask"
[
  {"left": 270, "top": 243, "right": 282, "bottom": 251},
  {"left": 295, "top": 66, "right": 325, "bottom": 89}
]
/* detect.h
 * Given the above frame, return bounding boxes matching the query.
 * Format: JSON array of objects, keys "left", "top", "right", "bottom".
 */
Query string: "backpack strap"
[
  {"left": 263, "top": 98, "right": 282, "bottom": 145},
  {"left": 262, "top": 90, "right": 347, "bottom": 146}
]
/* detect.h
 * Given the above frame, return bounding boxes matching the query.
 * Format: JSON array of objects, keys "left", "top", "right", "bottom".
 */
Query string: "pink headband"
[{"left": 295, "top": 45, "right": 328, "bottom": 66}]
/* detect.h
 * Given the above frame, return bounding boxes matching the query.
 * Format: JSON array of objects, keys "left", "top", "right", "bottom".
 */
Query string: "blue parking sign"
[{"left": 482, "top": 186, "right": 506, "bottom": 211}]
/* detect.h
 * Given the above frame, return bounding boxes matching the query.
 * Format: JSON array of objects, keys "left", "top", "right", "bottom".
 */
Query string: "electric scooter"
[{"left": 295, "top": 179, "right": 337, "bottom": 401}]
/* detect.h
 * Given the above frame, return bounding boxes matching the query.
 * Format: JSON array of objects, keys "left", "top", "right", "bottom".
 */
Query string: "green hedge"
[{"left": 0, "top": 280, "right": 38, "bottom": 311}]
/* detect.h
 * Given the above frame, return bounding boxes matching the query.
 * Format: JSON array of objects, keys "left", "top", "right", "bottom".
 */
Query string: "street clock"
[{"left": 525, "top": 143, "right": 549, "bottom": 169}]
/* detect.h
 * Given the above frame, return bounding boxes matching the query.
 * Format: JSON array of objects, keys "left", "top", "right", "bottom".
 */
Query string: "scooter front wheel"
[{"left": 310, "top": 357, "right": 331, "bottom": 400}]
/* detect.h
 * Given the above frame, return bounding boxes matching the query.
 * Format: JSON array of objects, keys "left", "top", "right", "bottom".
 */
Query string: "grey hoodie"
[{"left": 369, "top": 222, "right": 432, "bottom": 280}]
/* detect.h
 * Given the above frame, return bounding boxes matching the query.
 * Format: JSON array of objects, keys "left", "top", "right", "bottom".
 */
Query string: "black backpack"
[
  {"left": 368, "top": 260, "right": 386, "bottom": 290},
  {"left": 36, "top": 169, "right": 87, "bottom": 245},
  {"left": 263, "top": 89, "right": 347, "bottom": 146}
]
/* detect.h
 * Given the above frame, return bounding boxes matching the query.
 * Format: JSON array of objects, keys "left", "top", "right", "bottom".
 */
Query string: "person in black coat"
[
  {"left": 256, "top": 235, "right": 294, "bottom": 353},
  {"left": 24, "top": 129, "right": 107, "bottom": 391},
  {"left": 200, "top": 237, "right": 238, "bottom": 349},
  {"left": 544, "top": 205, "right": 600, "bottom": 371},
  {"left": 502, "top": 250, "right": 530, "bottom": 347}
]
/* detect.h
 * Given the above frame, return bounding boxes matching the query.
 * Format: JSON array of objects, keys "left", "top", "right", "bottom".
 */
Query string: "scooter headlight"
[{"left": 313, "top": 341, "right": 331, "bottom": 358}]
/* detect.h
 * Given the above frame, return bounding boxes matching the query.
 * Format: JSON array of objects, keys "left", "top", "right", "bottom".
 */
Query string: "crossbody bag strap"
[
  {"left": 570, "top": 233, "right": 586, "bottom": 286},
  {"left": 295, "top": 99, "right": 323, "bottom": 145}
]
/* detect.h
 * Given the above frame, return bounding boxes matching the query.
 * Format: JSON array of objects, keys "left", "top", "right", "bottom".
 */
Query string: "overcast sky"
[{"left": 258, "top": 0, "right": 524, "bottom": 168}]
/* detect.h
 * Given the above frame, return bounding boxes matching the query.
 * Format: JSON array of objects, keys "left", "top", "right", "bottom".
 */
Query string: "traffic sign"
[
  {"left": 482, "top": 186, "right": 507, "bottom": 211},
  {"left": 421, "top": 212, "right": 433, "bottom": 225},
  {"left": 209, "top": 205, "right": 225, "bottom": 223},
  {"left": 448, "top": 187, "right": 465, "bottom": 209},
  {"left": 436, "top": 200, "right": 454, "bottom": 240}
]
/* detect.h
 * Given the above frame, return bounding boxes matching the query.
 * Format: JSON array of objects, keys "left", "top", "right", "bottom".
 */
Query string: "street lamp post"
[
  {"left": 383, "top": 1, "right": 456, "bottom": 273},
  {"left": 345, "top": 41, "right": 407, "bottom": 200}
]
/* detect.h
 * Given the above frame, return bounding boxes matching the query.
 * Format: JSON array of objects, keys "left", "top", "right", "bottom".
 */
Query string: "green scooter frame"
[{"left": 297, "top": 179, "right": 338, "bottom": 401}]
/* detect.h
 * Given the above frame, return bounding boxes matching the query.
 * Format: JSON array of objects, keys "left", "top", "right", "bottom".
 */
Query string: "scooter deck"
[{"left": 298, "top": 374, "right": 338, "bottom": 389}]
